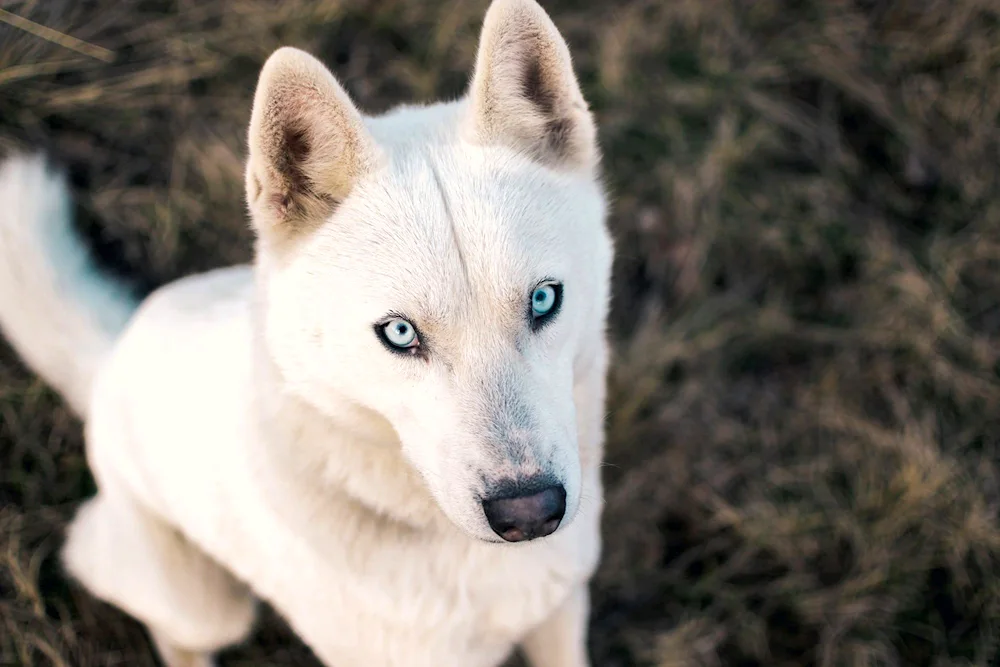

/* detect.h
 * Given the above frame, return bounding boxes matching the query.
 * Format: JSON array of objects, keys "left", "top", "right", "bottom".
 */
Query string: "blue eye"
[
  {"left": 530, "top": 282, "right": 562, "bottom": 330},
  {"left": 532, "top": 285, "right": 557, "bottom": 316},
  {"left": 381, "top": 318, "right": 418, "bottom": 349}
]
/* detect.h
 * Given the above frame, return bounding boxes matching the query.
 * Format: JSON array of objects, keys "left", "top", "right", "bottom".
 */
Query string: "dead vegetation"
[{"left": 2, "top": 0, "right": 1000, "bottom": 665}]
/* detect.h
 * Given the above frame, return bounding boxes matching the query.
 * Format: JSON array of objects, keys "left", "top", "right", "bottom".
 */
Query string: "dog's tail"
[{"left": 0, "top": 154, "right": 139, "bottom": 417}]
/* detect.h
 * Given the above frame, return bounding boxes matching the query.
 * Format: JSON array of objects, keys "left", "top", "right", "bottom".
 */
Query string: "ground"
[{"left": 2, "top": 0, "right": 1000, "bottom": 665}]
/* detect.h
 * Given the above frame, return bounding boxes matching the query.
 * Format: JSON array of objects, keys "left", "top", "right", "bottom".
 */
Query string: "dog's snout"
[{"left": 482, "top": 484, "right": 566, "bottom": 542}]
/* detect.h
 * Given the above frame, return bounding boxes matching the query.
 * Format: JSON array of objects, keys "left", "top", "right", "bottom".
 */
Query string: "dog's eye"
[
  {"left": 378, "top": 318, "right": 420, "bottom": 351},
  {"left": 532, "top": 285, "right": 557, "bottom": 315},
  {"left": 530, "top": 281, "right": 563, "bottom": 330}
]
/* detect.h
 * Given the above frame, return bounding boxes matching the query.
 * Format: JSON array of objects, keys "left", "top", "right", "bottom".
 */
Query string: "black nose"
[{"left": 482, "top": 484, "right": 567, "bottom": 542}]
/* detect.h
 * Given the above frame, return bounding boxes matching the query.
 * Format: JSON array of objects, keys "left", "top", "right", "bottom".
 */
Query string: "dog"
[{"left": 0, "top": 0, "right": 613, "bottom": 664}]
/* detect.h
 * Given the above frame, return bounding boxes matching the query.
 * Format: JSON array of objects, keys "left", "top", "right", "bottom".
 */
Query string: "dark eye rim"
[
  {"left": 373, "top": 314, "right": 425, "bottom": 357},
  {"left": 530, "top": 279, "right": 563, "bottom": 331}
]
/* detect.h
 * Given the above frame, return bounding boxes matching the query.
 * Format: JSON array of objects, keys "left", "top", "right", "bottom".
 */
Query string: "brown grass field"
[{"left": 2, "top": 0, "right": 1000, "bottom": 665}]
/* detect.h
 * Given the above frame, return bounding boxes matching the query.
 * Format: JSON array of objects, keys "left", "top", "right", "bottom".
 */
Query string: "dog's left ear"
[{"left": 465, "top": 0, "right": 597, "bottom": 172}]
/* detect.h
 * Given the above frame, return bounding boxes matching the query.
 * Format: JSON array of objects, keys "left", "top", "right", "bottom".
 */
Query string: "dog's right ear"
[{"left": 245, "top": 47, "right": 378, "bottom": 239}]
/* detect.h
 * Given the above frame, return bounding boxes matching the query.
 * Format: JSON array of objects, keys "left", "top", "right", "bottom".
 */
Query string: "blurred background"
[{"left": 2, "top": 1, "right": 999, "bottom": 665}]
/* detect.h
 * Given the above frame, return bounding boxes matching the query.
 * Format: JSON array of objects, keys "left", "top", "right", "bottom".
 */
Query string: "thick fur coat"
[{"left": 0, "top": 1, "right": 614, "bottom": 665}]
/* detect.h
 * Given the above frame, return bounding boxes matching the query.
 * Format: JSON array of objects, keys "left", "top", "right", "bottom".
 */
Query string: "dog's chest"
[
  {"left": 455, "top": 538, "right": 593, "bottom": 639},
  {"left": 196, "top": 464, "right": 601, "bottom": 665},
  {"left": 277, "top": 513, "right": 595, "bottom": 640}
]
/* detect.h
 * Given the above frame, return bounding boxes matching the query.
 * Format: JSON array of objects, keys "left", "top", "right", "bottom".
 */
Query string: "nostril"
[
  {"left": 537, "top": 485, "right": 566, "bottom": 525},
  {"left": 482, "top": 483, "right": 567, "bottom": 542}
]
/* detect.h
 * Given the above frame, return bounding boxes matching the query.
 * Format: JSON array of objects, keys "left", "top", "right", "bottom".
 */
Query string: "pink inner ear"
[{"left": 270, "top": 191, "right": 292, "bottom": 218}]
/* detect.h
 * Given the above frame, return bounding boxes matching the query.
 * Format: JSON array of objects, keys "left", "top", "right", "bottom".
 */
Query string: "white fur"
[
  {"left": 0, "top": 1, "right": 614, "bottom": 665},
  {"left": 0, "top": 154, "right": 136, "bottom": 415}
]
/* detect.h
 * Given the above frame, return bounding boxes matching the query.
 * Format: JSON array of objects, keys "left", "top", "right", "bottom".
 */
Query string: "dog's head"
[{"left": 245, "top": 0, "right": 612, "bottom": 543}]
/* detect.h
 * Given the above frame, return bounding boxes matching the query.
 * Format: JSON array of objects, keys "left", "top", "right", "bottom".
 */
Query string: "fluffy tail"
[{"left": 0, "top": 153, "right": 139, "bottom": 417}]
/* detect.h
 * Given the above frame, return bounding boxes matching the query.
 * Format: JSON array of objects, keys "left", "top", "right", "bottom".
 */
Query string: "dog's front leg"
[{"left": 519, "top": 584, "right": 591, "bottom": 667}]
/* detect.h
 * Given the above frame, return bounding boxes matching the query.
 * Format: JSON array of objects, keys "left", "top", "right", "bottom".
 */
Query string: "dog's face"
[{"left": 245, "top": 0, "right": 611, "bottom": 543}]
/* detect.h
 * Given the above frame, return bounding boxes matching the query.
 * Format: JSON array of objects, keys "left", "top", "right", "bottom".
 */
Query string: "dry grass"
[{"left": 2, "top": 0, "right": 1000, "bottom": 665}]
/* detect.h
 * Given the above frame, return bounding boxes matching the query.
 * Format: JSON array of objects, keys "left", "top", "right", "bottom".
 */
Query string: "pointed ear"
[
  {"left": 245, "top": 47, "right": 378, "bottom": 237},
  {"left": 465, "top": 0, "right": 598, "bottom": 172}
]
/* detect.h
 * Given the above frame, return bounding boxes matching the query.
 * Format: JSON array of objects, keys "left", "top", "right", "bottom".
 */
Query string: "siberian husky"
[{"left": 0, "top": 0, "right": 614, "bottom": 665}]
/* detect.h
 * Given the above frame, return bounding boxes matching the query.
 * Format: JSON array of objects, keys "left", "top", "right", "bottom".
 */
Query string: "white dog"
[{"left": 0, "top": 0, "right": 613, "bottom": 665}]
